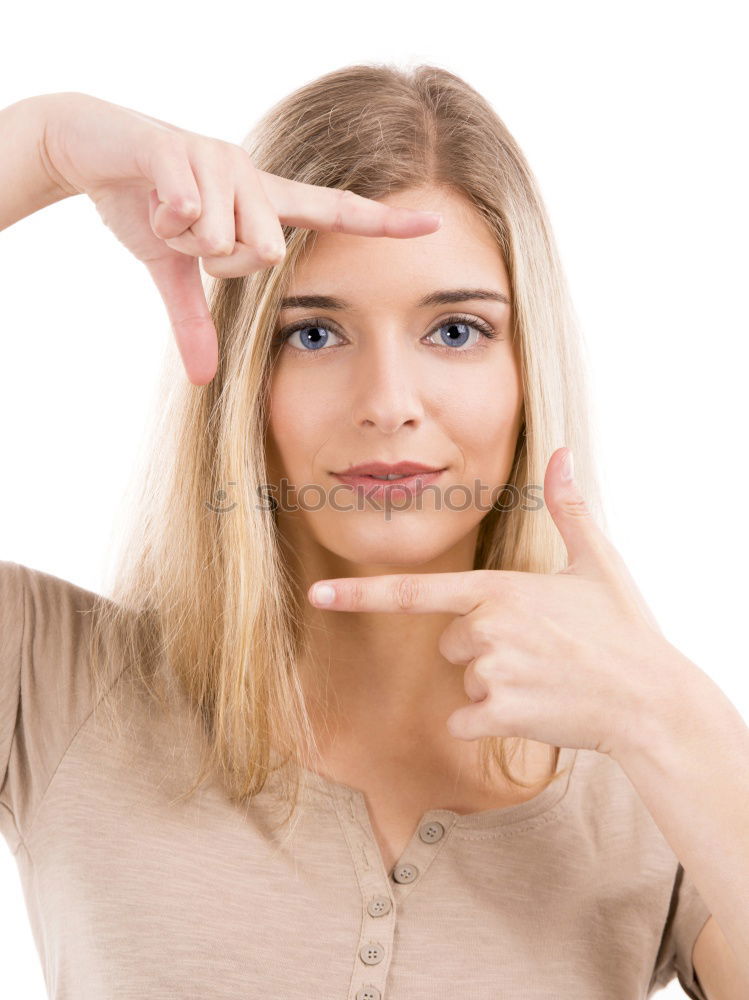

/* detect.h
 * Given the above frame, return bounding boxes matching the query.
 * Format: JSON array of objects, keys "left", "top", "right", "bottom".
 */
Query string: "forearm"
[
  {"left": 0, "top": 93, "right": 77, "bottom": 231},
  {"left": 614, "top": 658, "right": 749, "bottom": 977}
]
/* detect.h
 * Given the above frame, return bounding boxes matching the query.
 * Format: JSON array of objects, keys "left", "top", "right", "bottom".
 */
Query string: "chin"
[{"left": 315, "top": 519, "right": 462, "bottom": 565}]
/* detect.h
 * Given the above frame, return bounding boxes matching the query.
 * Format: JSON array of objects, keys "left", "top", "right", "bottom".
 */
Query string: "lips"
[
  {"left": 330, "top": 466, "right": 446, "bottom": 501},
  {"left": 333, "top": 461, "right": 446, "bottom": 477}
]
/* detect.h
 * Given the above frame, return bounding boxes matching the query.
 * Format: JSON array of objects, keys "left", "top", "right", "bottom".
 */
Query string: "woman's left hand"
[{"left": 307, "top": 446, "right": 700, "bottom": 761}]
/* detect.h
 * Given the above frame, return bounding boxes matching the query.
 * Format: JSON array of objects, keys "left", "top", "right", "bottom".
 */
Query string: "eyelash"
[{"left": 274, "top": 312, "right": 501, "bottom": 357}]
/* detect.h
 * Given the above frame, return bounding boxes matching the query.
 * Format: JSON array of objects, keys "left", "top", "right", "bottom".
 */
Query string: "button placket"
[
  {"left": 388, "top": 815, "right": 452, "bottom": 902},
  {"left": 330, "top": 788, "right": 395, "bottom": 1000},
  {"left": 331, "top": 786, "right": 457, "bottom": 999}
]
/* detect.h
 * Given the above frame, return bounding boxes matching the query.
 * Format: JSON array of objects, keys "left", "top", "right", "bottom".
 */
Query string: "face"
[{"left": 265, "top": 185, "right": 524, "bottom": 576}]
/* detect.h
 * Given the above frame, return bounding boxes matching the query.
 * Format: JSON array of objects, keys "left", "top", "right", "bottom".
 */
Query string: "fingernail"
[
  {"left": 425, "top": 212, "right": 443, "bottom": 225},
  {"left": 311, "top": 584, "right": 336, "bottom": 605},
  {"left": 562, "top": 449, "right": 575, "bottom": 481}
]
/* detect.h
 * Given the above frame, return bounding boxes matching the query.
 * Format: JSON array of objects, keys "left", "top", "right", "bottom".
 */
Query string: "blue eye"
[
  {"left": 426, "top": 319, "right": 492, "bottom": 350},
  {"left": 275, "top": 313, "right": 500, "bottom": 355},
  {"left": 278, "top": 322, "right": 340, "bottom": 352}
]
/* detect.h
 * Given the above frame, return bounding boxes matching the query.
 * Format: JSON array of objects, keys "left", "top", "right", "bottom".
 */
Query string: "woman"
[{"left": 0, "top": 65, "right": 745, "bottom": 998}]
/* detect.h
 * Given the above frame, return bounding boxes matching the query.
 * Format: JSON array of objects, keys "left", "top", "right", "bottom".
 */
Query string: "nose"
[{"left": 349, "top": 329, "right": 425, "bottom": 433}]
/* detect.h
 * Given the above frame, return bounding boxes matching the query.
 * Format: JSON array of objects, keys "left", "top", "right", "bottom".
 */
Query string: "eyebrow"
[{"left": 278, "top": 287, "right": 511, "bottom": 311}]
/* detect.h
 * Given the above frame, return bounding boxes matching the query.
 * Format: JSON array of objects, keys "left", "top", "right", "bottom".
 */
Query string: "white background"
[{"left": 1, "top": 1, "right": 746, "bottom": 995}]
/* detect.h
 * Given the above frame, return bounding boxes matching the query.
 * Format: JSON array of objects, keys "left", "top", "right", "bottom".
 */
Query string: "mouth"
[
  {"left": 330, "top": 467, "right": 446, "bottom": 500},
  {"left": 332, "top": 461, "right": 447, "bottom": 478}
]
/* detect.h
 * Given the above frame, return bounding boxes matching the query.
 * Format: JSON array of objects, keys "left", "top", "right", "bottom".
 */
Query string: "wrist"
[
  {"left": 615, "top": 646, "right": 747, "bottom": 769},
  {"left": 0, "top": 93, "right": 79, "bottom": 230},
  {"left": 33, "top": 92, "right": 86, "bottom": 199}
]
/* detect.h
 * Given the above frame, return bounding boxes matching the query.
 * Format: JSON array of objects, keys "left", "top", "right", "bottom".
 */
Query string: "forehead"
[{"left": 282, "top": 187, "right": 510, "bottom": 310}]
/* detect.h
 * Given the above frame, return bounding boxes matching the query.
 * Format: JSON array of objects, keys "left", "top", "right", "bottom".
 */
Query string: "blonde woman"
[{"left": 1, "top": 66, "right": 747, "bottom": 999}]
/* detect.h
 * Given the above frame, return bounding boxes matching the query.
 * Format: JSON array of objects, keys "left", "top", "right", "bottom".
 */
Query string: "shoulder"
[
  {"left": 0, "top": 560, "right": 127, "bottom": 843},
  {"left": 1, "top": 557, "right": 111, "bottom": 617}
]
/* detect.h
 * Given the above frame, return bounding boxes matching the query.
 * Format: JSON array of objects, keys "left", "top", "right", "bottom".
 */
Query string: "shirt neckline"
[{"left": 290, "top": 744, "right": 579, "bottom": 829}]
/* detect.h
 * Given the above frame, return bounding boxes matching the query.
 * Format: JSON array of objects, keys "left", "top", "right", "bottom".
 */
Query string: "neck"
[{"left": 278, "top": 513, "right": 481, "bottom": 749}]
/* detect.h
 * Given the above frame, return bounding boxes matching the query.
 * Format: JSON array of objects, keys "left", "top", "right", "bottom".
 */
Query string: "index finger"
[
  {"left": 308, "top": 571, "right": 501, "bottom": 615},
  {"left": 256, "top": 169, "right": 443, "bottom": 238},
  {"left": 143, "top": 251, "right": 218, "bottom": 385}
]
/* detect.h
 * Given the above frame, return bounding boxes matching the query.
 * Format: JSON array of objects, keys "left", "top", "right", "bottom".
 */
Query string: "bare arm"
[{"left": 0, "top": 93, "right": 77, "bottom": 231}]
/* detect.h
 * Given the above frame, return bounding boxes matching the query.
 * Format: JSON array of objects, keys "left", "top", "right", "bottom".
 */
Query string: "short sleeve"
[
  {"left": 0, "top": 561, "right": 25, "bottom": 815},
  {"left": 649, "top": 862, "right": 712, "bottom": 1000},
  {"left": 0, "top": 560, "right": 112, "bottom": 849}
]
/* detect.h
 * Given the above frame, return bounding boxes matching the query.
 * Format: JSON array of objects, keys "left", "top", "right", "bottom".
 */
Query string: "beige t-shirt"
[{"left": 0, "top": 560, "right": 711, "bottom": 999}]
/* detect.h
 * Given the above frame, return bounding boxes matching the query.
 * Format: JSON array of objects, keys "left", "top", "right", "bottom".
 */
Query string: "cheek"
[
  {"left": 267, "top": 371, "right": 338, "bottom": 474},
  {"left": 445, "top": 365, "right": 523, "bottom": 459}
]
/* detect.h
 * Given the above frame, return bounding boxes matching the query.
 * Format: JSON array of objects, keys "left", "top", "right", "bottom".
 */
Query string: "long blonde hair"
[{"left": 88, "top": 61, "right": 607, "bottom": 831}]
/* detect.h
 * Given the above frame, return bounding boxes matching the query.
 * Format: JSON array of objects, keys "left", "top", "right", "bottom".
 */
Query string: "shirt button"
[
  {"left": 392, "top": 862, "right": 419, "bottom": 884},
  {"left": 419, "top": 819, "right": 445, "bottom": 843},
  {"left": 367, "top": 895, "right": 392, "bottom": 917},
  {"left": 356, "top": 987, "right": 382, "bottom": 1000},
  {"left": 359, "top": 942, "right": 386, "bottom": 965}
]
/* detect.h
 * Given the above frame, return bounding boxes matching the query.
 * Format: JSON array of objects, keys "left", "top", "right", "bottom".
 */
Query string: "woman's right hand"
[{"left": 40, "top": 92, "right": 442, "bottom": 385}]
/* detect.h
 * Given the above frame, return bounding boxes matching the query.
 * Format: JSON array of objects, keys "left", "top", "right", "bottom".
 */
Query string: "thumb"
[
  {"left": 144, "top": 253, "right": 218, "bottom": 386},
  {"left": 544, "top": 447, "right": 608, "bottom": 578},
  {"left": 546, "top": 448, "right": 664, "bottom": 633}
]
